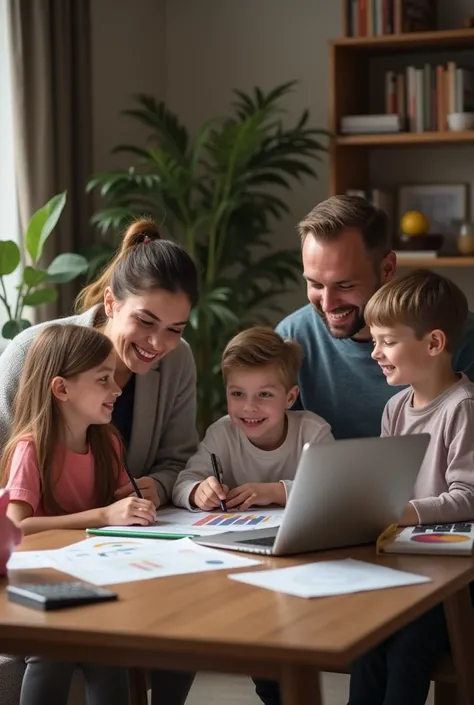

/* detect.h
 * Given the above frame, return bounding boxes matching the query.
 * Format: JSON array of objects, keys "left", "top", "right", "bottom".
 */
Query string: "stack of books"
[
  {"left": 340, "top": 114, "right": 403, "bottom": 134},
  {"left": 385, "top": 63, "right": 474, "bottom": 132},
  {"left": 345, "top": 0, "right": 436, "bottom": 38},
  {"left": 346, "top": 188, "right": 395, "bottom": 237}
]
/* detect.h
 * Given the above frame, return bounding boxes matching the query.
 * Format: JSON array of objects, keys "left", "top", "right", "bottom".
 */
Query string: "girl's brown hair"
[
  {"left": 75, "top": 218, "right": 198, "bottom": 313},
  {"left": 0, "top": 324, "right": 123, "bottom": 515}
]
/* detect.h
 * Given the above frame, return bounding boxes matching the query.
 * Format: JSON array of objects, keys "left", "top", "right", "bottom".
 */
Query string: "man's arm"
[{"left": 276, "top": 318, "right": 304, "bottom": 411}]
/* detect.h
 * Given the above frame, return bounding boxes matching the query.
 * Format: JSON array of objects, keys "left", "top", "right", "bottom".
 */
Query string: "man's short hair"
[
  {"left": 221, "top": 327, "right": 301, "bottom": 389},
  {"left": 298, "top": 194, "right": 391, "bottom": 257},
  {"left": 364, "top": 269, "right": 468, "bottom": 352}
]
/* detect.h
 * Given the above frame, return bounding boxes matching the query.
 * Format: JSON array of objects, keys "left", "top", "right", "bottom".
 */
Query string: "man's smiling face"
[{"left": 302, "top": 228, "right": 395, "bottom": 340}]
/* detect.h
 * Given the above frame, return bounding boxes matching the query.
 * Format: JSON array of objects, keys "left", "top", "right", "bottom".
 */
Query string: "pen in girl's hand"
[
  {"left": 210, "top": 453, "right": 227, "bottom": 512},
  {"left": 123, "top": 458, "right": 143, "bottom": 499}
]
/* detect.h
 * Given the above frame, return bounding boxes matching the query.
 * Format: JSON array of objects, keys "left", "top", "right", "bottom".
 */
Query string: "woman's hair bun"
[{"left": 120, "top": 218, "right": 161, "bottom": 253}]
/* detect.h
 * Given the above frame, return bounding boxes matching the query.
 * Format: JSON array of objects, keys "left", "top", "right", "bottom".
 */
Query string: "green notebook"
[{"left": 86, "top": 527, "right": 200, "bottom": 540}]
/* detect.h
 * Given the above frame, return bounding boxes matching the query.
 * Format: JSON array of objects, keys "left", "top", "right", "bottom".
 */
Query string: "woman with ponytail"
[{"left": 0, "top": 218, "right": 199, "bottom": 507}]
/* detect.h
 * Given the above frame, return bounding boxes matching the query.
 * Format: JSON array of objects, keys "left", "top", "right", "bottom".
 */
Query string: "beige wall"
[
  {"left": 90, "top": 0, "right": 166, "bottom": 174},
  {"left": 90, "top": 0, "right": 474, "bottom": 310}
]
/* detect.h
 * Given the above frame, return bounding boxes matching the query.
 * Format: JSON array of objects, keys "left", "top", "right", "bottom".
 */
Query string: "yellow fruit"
[{"left": 400, "top": 210, "right": 430, "bottom": 236}]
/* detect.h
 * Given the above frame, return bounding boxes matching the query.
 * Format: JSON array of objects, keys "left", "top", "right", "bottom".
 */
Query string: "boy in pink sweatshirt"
[{"left": 349, "top": 269, "right": 474, "bottom": 705}]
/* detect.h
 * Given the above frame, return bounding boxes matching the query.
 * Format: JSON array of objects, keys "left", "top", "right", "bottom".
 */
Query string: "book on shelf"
[
  {"left": 346, "top": 188, "right": 394, "bottom": 235},
  {"left": 380, "top": 522, "right": 474, "bottom": 555},
  {"left": 340, "top": 114, "right": 403, "bottom": 133},
  {"left": 344, "top": 0, "right": 436, "bottom": 38},
  {"left": 385, "top": 63, "right": 474, "bottom": 133},
  {"left": 394, "top": 250, "right": 438, "bottom": 258}
]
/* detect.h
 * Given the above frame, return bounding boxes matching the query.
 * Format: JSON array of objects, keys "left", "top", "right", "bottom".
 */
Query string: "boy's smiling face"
[
  {"left": 225, "top": 365, "right": 298, "bottom": 450},
  {"left": 370, "top": 323, "right": 445, "bottom": 387}
]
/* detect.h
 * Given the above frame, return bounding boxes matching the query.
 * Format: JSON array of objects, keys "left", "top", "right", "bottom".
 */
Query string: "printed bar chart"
[{"left": 193, "top": 513, "right": 271, "bottom": 528}]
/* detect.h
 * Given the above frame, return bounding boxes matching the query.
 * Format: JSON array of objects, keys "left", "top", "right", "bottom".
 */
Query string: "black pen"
[
  {"left": 211, "top": 452, "right": 227, "bottom": 512},
  {"left": 123, "top": 457, "right": 143, "bottom": 499}
]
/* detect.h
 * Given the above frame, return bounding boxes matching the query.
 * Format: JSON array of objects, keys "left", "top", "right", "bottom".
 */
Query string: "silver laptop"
[{"left": 193, "top": 434, "right": 430, "bottom": 556}]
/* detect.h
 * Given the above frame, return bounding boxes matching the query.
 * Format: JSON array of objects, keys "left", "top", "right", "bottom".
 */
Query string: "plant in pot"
[
  {"left": 0, "top": 192, "right": 88, "bottom": 340},
  {"left": 86, "top": 82, "right": 328, "bottom": 433}
]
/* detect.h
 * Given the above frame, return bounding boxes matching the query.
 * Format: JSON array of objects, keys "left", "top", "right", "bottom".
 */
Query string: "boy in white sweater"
[
  {"left": 173, "top": 326, "right": 333, "bottom": 512},
  {"left": 349, "top": 269, "right": 474, "bottom": 705}
]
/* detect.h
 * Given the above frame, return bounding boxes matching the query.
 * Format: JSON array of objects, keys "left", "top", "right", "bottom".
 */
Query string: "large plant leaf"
[
  {"left": 190, "top": 118, "right": 218, "bottom": 176},
  {"left": 46, "top": 253, "right": 89, "bottom": 283},
  {"left": 0, "top": 240, "right": 21, "bottom": 276},
  {"left": 82, "top": 243, "right": 116, "bottom": 281},
  {"left": 2, "top": 319, "right": 31, "bottom": 339},
  {"left": 90, "top": 207, "right": 149, "bottom": 236},
  {"left": 122, "top": 94, "right": 189, "bottom": 159},
  {"left": 23, "top": 266, "right": 48, "bottom": 287},
  {"left": 86, "top": 169, "right": 161, "bottom": 198},
  {"left": 23, "top": 288, "right": 58, "bottom": 306},
  {"left": 25, "top": 191, "right": 67, "bottom": 264}
]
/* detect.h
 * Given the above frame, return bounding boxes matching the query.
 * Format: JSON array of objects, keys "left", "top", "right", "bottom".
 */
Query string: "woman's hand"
[
  {"left": 104, "top": 497, "right": 156, "bottom": 526},
  {"left": 114, "top": 477, "right": 160, "bottom": 507}
]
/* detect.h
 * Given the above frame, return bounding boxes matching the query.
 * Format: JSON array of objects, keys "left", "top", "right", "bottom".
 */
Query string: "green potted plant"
[
  {"left": 87, "top": 82, "right": 328, "bottom": 432},
  {"left": 0, "top": 191, "right": 88, "bottom": 340}
]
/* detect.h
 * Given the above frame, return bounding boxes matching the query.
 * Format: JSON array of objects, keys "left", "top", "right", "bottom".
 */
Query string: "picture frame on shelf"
[{"left": 397, "top": 184, "right": 469, "bottom": 253}]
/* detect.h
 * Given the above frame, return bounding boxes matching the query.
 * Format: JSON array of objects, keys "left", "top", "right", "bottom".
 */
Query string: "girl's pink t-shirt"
[{"left": 5, "top": 439, "right": 129, "bottom": 515}]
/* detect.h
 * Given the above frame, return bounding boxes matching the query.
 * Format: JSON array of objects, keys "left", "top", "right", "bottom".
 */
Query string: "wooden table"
[{"left": 1, "top": 530, "right": 474, "bottom": 705}]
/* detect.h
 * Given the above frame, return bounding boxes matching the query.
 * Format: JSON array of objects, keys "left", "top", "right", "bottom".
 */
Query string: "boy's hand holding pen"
[
  {"left": 189, "top": 453, "right": 229, "bottom": 512},
  {"left": 211, "top": 453, "right": 227, "bottom": 512}
]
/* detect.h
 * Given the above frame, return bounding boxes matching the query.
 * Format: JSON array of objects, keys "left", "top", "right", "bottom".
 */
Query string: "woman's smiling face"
[{"left": 103, "top": 287, "right": 191, "bottom": 374}]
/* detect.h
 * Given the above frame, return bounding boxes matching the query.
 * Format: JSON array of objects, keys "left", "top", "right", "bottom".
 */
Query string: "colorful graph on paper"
[
  {"left": 48, "top": 536, "right": 259, "bottom": 586},
  {"left": 193, "top": 513, "right": 272, "bottom": 528}
]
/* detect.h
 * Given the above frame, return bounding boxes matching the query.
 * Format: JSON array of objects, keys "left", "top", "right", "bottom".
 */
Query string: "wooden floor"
[{"left": 186, "top": 672, "right": 435, "bottom": 705}]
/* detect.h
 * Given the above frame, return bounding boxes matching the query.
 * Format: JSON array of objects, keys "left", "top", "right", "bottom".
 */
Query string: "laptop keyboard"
[{"left": 237, "top": 536, "right": 276, "bottom": 547}]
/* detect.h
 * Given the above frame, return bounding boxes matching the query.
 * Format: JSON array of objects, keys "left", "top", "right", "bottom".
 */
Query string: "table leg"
[
  {"left": 444, "top": 585, "right": 474, "bottom": 705},
  {"left": 280, "top": 665, "right": 321, "bottom": 705},
  {"left": 129, "top": 668, "right": 148, "bottom": 705},
  {"left": 434, "top": 682, "right": 459, "bottom": 705}
]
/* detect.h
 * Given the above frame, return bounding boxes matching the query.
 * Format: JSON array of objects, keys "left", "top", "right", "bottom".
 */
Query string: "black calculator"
[{"left": 7, "top": 581, "right": 118, "bottom": 611}]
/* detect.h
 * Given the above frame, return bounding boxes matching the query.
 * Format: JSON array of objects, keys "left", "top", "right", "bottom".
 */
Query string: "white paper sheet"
[
  {"left": 229, "top": 559, "right": 431, "bottom": 598},
  {"left": 7, "top": 550, "right": 58, "bottom": 571},
  {"left": 50, "top": 536, "right": 260, "bottom": 585},
  {"left": 97, "top": 506, "right": 285, "bottom": 537}
]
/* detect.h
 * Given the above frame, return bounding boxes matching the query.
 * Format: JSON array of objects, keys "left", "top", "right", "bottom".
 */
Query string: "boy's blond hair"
[
  {"left": 364, "top": 269, "right": 468, "bottom": 353},
  {"left": 221, "top": 327, "right": 301, "bottom": 389}
]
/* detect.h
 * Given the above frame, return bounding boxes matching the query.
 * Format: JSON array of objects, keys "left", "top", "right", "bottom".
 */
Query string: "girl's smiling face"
[{"left": 53, "top": 351, "right": 121, "bottom": 426}]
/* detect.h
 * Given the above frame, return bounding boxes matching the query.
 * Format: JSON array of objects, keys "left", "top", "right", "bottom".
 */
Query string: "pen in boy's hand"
[
  {"left": 210, "top": 453, "right": 227, "bottom": 512},
  {"left": 124, "top": 458, "right": 143, "bottom": 499}
]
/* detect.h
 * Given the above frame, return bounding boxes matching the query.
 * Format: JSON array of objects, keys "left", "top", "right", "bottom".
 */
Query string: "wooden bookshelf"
[
  {"left": 397, "top": 256, "right": 474, "bottom": 268},
  {"left": 332, "top": 28, "right": 474, "bottom": 54},
  {"left": 336, "top": 130, "right": 474, "bottom": 147},
  {"left": 329, "top": 18, "right": 474, "bottom": 269}
]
